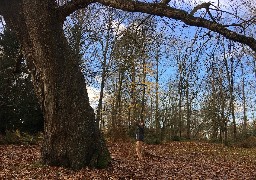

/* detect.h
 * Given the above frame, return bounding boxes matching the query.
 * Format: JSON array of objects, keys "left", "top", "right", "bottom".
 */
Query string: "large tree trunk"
[{"left": 1, "top": 0, "right": 110, "bottom": 170}]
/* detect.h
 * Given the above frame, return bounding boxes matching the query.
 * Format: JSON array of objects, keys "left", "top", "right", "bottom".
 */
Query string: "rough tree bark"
[
  {"left": 0, "top": 0, "right": 255, "bottom": 170},
  {"left": 0, "top": 0, "right": 110, "bottom": 170}
]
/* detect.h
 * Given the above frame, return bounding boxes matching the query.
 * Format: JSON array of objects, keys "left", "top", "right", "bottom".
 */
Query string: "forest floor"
[{"left": 0, "top": 140, "right": 256, "bottom": 179}]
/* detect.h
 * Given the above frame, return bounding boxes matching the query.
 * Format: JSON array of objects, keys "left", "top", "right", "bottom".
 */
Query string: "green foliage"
[
  {"left": 4, "top": 130, "right": 21, "bottom": 144},
  {"left": 0, "top": 27, "right": 20, "bottom": 63},
  {"left": 3, "top": 129, "right": 43, "bottom": 145},
  {"left": 0, "top": 27, "right": 43, "bottom": 134},
  {"left": 21, "top": 131, "right": 43, "bottom": 145}
]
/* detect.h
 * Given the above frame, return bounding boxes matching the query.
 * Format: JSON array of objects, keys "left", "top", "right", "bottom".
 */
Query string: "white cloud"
[
  {"left": 111, "top": 20, "right": 127, "bottom": 36},
  {"left": 87, "top": 86, "right": 100, "bottom": 109}
]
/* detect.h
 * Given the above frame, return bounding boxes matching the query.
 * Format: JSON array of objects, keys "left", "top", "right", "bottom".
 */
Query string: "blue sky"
[{"left": 76, "top": 1, "right": 255, "bottom": 121}]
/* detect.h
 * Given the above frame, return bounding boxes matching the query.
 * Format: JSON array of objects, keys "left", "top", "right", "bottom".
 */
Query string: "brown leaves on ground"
[{"left": 1, "top": 141, "right": 256, "bottom": 179}]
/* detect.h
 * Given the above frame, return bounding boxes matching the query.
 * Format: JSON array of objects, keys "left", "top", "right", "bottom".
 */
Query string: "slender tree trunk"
[
  {"left": 178, "top": 60, "right": 183, "bottom": 138},
  {"left": 130, "top": 56, "right": 137, "bottom": 123},
  {"left": 2, "top": 0, "right": 110, "bottom": 169},
  {"left": 115, "top": 70, "right": 124, "bottom": 136},
  {"left": 150, "top": 94, "right": 153, "bottom": 128},
  {"left": 210, "top": 62, "right": 218, "bottom": 140},
  {"left": 241, "top": 63, "right": 247, "bottom": 135},
  {"left": 97, "top": 67, "right": 106, "bottom": 129},
  {"left": 155, "top": 50, "right": 161, "bottom": 141},
  {"left": 111, "top": 72, "right": 123, "bottom": 137},
  {"left": 96, "top": 20, "right": 111, "bottom": 129},
  {"left": 111, "top": 94, "right": 116, "bottom": 132},
  {"left": 219, "top": 73, "right": 227, "bottom": 144},
  {"left": 224, "top": 53, "right": 236, "bottom": 140},
  {"left": 185, "top": 78, "right": 191, "bottom": 139},
  {"left": 140, "top": 55, "right": 146, "bottom": 123}
]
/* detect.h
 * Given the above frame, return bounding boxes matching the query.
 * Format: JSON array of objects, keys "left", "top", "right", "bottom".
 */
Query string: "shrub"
[
  {"left": 21, "top": 132, "right": 39, "bottom": 145},
  {"left": 238, "top": 136, "right": 256, "bottom": 148},
  {"left": 4, "top": 129, "right": 21, "bottom": 144},
  {"left": 171, "top": 135, "right": 181, "bottom": 142},
  {"left": 3, "top": 130, "right": 42, "bottom": 145}
]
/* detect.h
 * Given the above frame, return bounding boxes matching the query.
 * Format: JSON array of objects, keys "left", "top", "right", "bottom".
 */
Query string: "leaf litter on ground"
[{"left": 0, "top": 141, "right": 256, "bottom": 179}]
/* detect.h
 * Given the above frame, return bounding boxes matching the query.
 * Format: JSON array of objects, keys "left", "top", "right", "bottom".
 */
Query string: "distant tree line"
[{"left": 65, "top": 5, "right": 256, "bottom": 144}]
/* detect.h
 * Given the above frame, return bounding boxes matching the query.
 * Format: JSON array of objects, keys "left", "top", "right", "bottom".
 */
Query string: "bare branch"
[
  {"left": 223, "top": 23, "right": 244, "bottom": 28},
  {"left": 189, "top": 2, "right": 217, "bottom": 22},
  {"left": 206, "top": 9, "right": 217, "bottom": 22},
  {"left": 58, "top": 0, "right": 256, "bottom": 52},
  {"left": 209, "top": 7, "right": 247, "bottom": 22},
  {"left": 160, "top": 0, "right": 171, "bottom": 5},
  {"left": 190, "top": 2, "right": 212, "bottom": 16},
  {"left": 135, "top": 15, "right": 153, "bottom": 29},
  {"left": 58, "top": 0, "right": 94, "bottom": 22}
]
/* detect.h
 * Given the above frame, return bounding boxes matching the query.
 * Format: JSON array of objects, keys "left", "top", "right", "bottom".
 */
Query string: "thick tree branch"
[
  {"left": 0, "top": 2, "right": 4, "bottom": 15},
  {"left": 0, "top": 0, "right": 3, "bottom": 10},
  {"left": 160, "top": 0, "right": 171, "bottom": 5},
  {"left": 58, "top": 0, "right": 94, "bottom": 22},
  {"left": 58, "top": 0, "right": 256, "bottom": 52}
]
